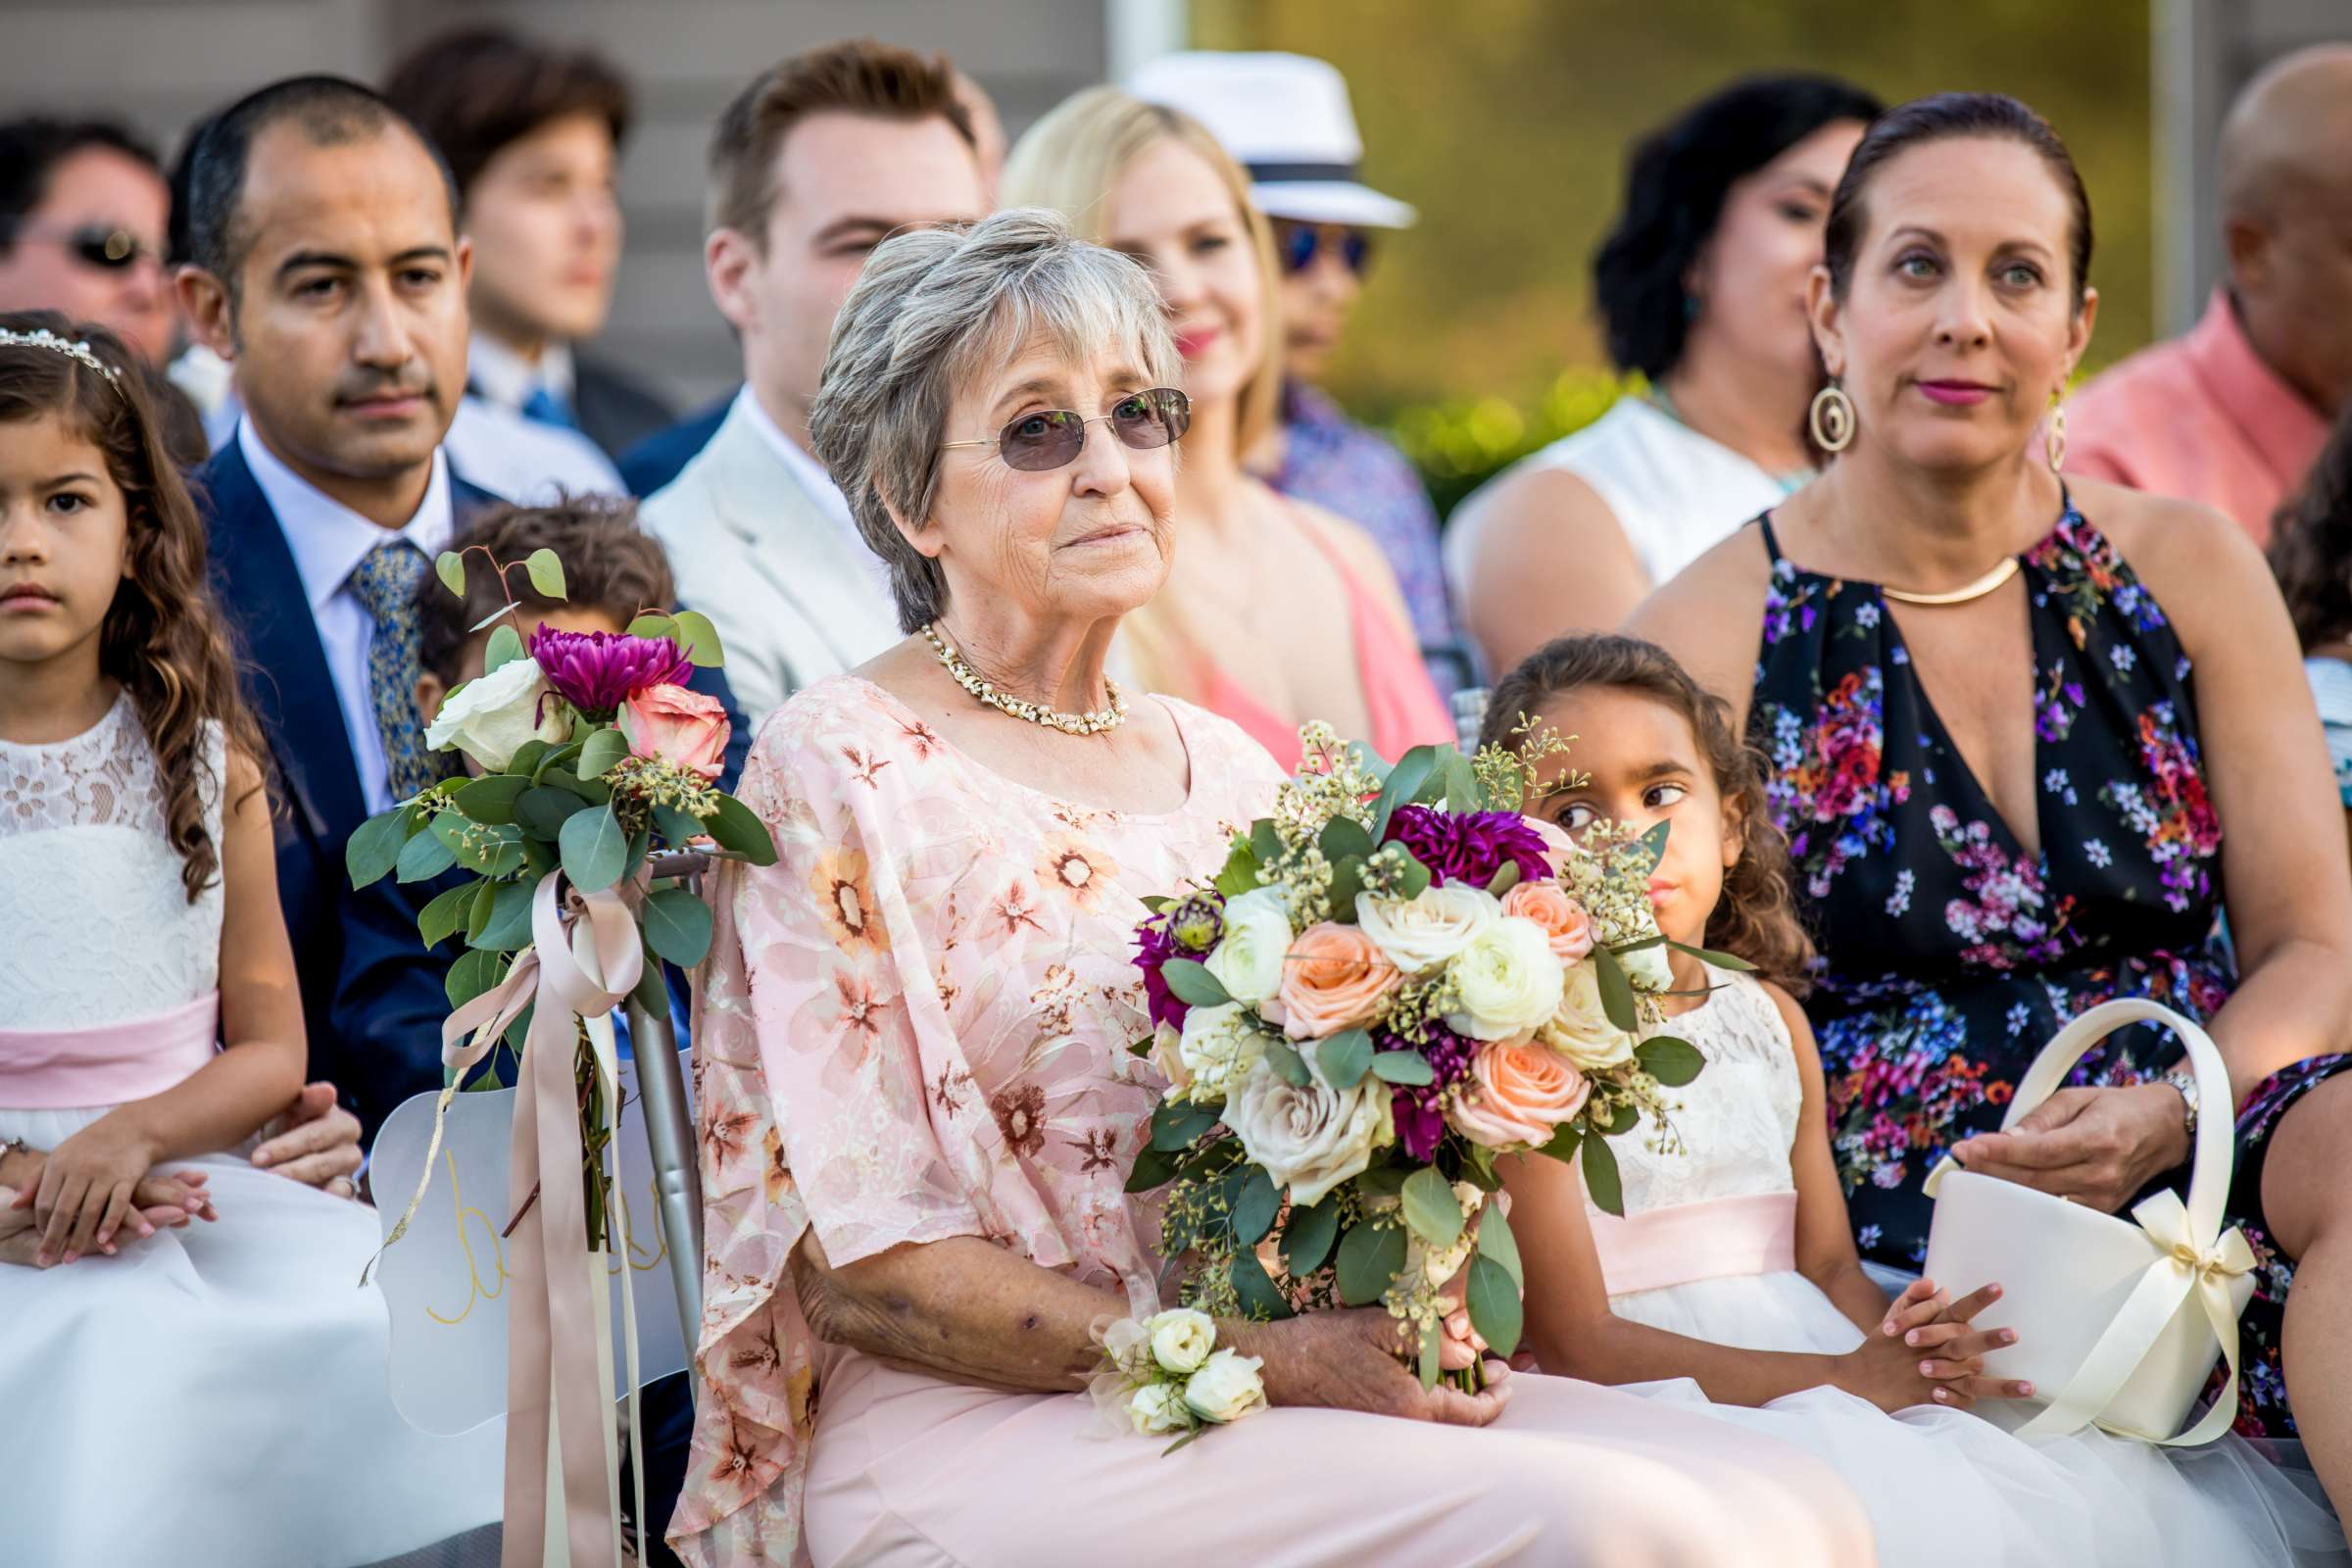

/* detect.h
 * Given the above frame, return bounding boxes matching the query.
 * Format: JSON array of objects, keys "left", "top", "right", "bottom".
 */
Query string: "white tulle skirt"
[
  {"left": 1607, "top": 1267, "right": 2345, "bottom": 1566},
  {"left": 0, "top": 1102, "right": 504, "bottom": 1567}
]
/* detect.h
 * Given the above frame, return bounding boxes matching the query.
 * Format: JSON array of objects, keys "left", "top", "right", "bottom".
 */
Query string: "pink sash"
[
  {"left": 0, "top": 991, "right": 220, "bottom": 1108},
  {"left": 1590, "top": 1191, "right": 1799, "bottom": 1296}
]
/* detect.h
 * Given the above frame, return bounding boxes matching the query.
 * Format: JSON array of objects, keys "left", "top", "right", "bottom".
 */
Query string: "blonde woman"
[{"left": 1002, "top": 88, "right": 1451, "bottom": 769}]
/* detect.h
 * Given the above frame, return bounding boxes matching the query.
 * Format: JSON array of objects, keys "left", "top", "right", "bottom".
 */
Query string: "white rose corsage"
[{"left": 1089, "top": 1308, "right": 1267, "bottom": 1452}]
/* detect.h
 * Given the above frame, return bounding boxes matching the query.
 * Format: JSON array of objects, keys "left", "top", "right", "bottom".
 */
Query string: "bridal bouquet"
[{"left": 1127, "top": 723, "right": 1733, "bottom": 1394}]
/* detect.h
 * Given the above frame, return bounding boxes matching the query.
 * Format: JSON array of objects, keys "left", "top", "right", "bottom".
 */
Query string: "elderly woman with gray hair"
[{"left": 667, "top": 210, "right": 1872, "bottom": 1568}]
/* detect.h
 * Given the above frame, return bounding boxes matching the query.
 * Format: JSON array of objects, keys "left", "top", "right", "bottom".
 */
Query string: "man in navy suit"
[{"left": 175, "top": 77, "right": 745, "bottom": 1138}]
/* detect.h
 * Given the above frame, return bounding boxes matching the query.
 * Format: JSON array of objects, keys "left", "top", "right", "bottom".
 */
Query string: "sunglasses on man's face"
[
  {"left": 4, "top": 221, "right": 156, "bottom": 272},
  {"left": 942, "top": 387, "right": 1191, "bottom": 473},
  {"left": 1275, "top": 222, "right": 1374, "bottom": 279}
]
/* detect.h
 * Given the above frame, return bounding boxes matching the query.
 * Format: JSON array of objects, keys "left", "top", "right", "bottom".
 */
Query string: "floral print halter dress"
[{"left": 1748, "top": 493, "right": 2341, "bottom": 1441}]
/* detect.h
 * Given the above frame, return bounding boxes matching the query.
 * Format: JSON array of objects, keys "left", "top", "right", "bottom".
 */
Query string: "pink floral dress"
[{"left": 667, "top": 676, "right": 1283, "bottom": 1563}]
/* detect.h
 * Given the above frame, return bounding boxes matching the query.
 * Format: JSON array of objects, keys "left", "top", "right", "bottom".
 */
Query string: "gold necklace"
[
  {"left": 923, "top": 623, "right": 1128, "bottom": 736},
  {"left": 1881, "top": 557, "right": 2022, "bottom": 607}
]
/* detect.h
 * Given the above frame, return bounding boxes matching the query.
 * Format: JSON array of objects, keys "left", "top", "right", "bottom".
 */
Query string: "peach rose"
[
  {"left": 618, "top": 682, "right": 730, "bottom": 779},
  {"left": 1446, "top": 1041, "right": 1592, "bottom": 1150},
  {"left": 1502, "top": 880, "right": 1594, "bottom": 962},
  {"left": 1276, "top": 921, "right": 1401, "bottom": 1039}
]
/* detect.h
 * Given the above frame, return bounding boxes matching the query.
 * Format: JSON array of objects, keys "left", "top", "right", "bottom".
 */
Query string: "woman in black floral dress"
[{"left": 1636, "top": 93, "right": 2352, "bottom": 1506}]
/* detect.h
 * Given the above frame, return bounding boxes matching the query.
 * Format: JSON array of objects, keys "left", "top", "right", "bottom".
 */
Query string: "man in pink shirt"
[{"left": 2067, "top": 43, "right": 2352, "bottom": 545}]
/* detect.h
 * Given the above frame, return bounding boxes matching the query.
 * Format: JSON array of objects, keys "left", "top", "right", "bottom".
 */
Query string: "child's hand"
[
  {"left": 1838, "top": 1279, "right": 2025, "bottom": 1413},
  {"left": 15, "top": 1118, "right": 164, "bottom": 1265}
]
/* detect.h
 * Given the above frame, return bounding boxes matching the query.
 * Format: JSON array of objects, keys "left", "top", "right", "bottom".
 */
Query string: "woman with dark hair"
[
  {"left": 1448, "top": 74, "right": 1880, "bottom": 674},
  {"left": 2271, "top": 406, "right": 2352, "bottom": 830},
  {"left": 1635, "top": 92, "right": 2352, "bottom": 1517}
]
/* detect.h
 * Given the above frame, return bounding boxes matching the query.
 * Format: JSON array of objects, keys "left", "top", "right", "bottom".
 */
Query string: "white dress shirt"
[
  {"left": 236, "top": 419, "right": 455, "bottom": 815},
  {"left": 442, "top": 396, "right": 622, "bottom": 503},
  {"left": 466, "top": 332, "right": 575, "bottom": 413},
  {"left": 734, "top": 386, "right": 896, "bottom": 605}
]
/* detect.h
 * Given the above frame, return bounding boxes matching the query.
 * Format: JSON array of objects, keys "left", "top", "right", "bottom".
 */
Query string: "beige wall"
[{"left": 2, "top": 0, "right": 1123, "bottom": 405}]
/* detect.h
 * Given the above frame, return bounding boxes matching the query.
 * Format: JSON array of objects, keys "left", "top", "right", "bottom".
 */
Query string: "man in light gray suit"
[{"left": 643, "top": 39, "right": 988, "bottom": 726}]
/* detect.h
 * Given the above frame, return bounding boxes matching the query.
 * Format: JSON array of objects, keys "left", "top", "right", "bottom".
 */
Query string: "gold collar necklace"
[
  {"left": 1881, "top": 556, "right": 2022, "bottom": 606},
  {"left": 923, "top": 623, "right": 1128, "bottom": 736}
]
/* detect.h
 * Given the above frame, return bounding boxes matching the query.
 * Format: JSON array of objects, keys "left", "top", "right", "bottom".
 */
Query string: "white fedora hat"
[{"left": 1126, "top": 51, "right": 1417, "bottom": 229}]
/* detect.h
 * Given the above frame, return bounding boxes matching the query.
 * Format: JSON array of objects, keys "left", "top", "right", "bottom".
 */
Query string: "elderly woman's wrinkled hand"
[
  {"left": 1240, "top": 1306, "right": 1515, "bottom": 1427},
  {"left": 1948, "top": 1083, "right": 2193, "bottom": 1214}
]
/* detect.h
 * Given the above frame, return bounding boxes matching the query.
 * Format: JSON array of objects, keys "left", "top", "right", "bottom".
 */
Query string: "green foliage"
[
  {"left": 434, "top": 549, "right": 466, "bottom": 598},
  {"left": 346, "top": 806, "right": 411, "bottom": 888},
  {"left": 641, "top": 886, "right": 715, "bottom": 968},
  {"left": 396, "top": 824, "right": 458, "bottom": 883},
  {"left": 1231, "top": 1165, "right": 1281, "bottom": 1245},
  {"left": 471, "top": 876, "right": 539, "bottom": 952},
  {"left": 706, "top": 795, "right": 778, "bottom": 866},
  {"left": 1581, "top": 1128, "right": 1625, "bottom": 1216},
  {"left": 1213, "top": 839, "right": 1261, "bottom": 898},
  {"left": 1368, "top": 1049, "right": 1435, "bottom": 1085},
  {"left": 1315, "top": 1027, "right": 1373, "bottom": 1091},
  {"left": 416, "top": 881, "right": 474, "bottom": 950},
  {"left": 483, "top": 623, "right": 525, "bottom": 673},
  {"left": 576, "top": 725, "right": 630, "bottom": 781},
  {"left": 1635, "top": 1034, "right": 1706, "bottom": 1088},
  {"left": 1282, "top": 1194, "right": 1342, "bottom": 1275},
  {"left": 672, "top": 611, "right": 724, "bottom": 667},
  {"left": 523, "top": 548, "right": 566, "bottom": 600},
  {"left": 1591, "top": 944, "right": 1639, "bottom": 1033},
  {"left": 444, "top": 947, "right": 506, "bottom": 1010},
  {"left": 1262, "top": 1038, "right": 1313, "bottom": 1088},
  {"left": 1230, "top": 1246, "right": 1293, "bottom": 1320},
  {"left": 1160, "top": 958, "right": 1231, "bottom": 1008},
  {"left": 1335, "top": 1220, "right": 1406, "bottom": 1306},
  {"left": 559, "top": 803, "right": 628, "bottom": 891},
  {"left": 454, "top": 773, "right": 527, "bottom": 824},
  {"left": 1466, "top": 1252, "right": 1524, "bottom": 1358},
  {"left": 1400, "top": 1166, "right": 1463, "bottom": 1249}
]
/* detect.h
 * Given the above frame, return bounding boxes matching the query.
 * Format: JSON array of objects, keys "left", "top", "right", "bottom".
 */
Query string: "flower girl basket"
[{"left": 1922, "top": 999, "right": 2255, "bottom": 1446}]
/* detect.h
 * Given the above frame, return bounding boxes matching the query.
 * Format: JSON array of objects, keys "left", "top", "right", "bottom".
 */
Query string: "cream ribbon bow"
[{"left": 2013, "top": 1187, "right": 2254, "bottom": 1447}]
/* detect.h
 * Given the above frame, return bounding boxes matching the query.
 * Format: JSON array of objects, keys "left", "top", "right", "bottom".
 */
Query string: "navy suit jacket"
[
  {"left": 615, "top": 391, "right": 732, "bottom": 498},
  {"left": 198, "top": 439, "right": 751, "bottom": 1136}
]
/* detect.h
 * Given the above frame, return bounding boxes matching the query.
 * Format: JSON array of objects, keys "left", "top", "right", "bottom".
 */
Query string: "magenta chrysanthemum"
[{"left": 529, "top": 626, "right": 692, "bottom": 717}]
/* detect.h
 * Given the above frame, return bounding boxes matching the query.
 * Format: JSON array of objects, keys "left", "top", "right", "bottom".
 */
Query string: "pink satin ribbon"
[
  {"left": 0, "top": 991, "right": 218, "bottom": 1107},
  {"left": 1589, "top": 1191, "right": 1799, "bottom": 1296},
  {"left": 422, "top": 877, "right": 643, "bottom": 1568}
]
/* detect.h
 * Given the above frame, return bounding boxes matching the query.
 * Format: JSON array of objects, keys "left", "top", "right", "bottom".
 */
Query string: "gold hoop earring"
[
  {"left": 2045, "top": 401, "right": 2068, "bottom": 471},
  {"left": 1808, "top": 383, "right": 1855, "bottom": 454}
]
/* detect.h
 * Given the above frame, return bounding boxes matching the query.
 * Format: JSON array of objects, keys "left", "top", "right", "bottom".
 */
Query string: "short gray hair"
[{"left": 808, "top": 207, "right": 1182, "bottom": 633}]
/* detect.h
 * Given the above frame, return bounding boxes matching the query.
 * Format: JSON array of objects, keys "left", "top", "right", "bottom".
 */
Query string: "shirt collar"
[
  {"left": 236, "top": 418, "right": 456, "bottom": 614},
  {"left": 467, "top": 332, "right": 575, "bottom": 411},
  {"left": 735, "top": 385, "right": 851, "bottom": 515},
  {"left": 2184, "top": 287, "right": 2331, "bottom": 484}
]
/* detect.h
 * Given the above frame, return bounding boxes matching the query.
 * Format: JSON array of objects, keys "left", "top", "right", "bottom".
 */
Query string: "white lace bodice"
[
  {"left": 0, "top": 697, "right": 223, "bottom": 1030},
  {"left": 1596, "top": 972, "right": 1803, "bottom": 1218}
]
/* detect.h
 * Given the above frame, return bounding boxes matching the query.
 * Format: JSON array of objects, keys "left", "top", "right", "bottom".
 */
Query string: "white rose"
[
  {"left": 1539, "top": 960, "right": 1639, "bottom": 1071},
  {"left": 1128, "top": 1381, "right": 1190, "bottom": 1435},
  {"left": 1222, "top": 1056, "right": 1391, "bottom": 1208},
  {"left": 1143, "top": 1308, "right": 1217, "bottom": 1375},
  {"left": 1176, "top": 1004, "right": 1263, "bottom": 1103},
  {"left": 422, "top": 655, "right": 568, "bottom": 773},
  {"left": 1204, "top": 887, "right": 1294, "bottom": 1006},
  {"left": 1622, "top": 942, "right": 1676, "bottom": 993},
  {"left": 1182, "top": 1348, "right": 1267, "bottom": 1424},
  {"left": 1445, "top": 916, "right": 1567, "bottom": 1042},
  {"left": 1354, "top": 885, "right": 1499, "bottom": 976}
]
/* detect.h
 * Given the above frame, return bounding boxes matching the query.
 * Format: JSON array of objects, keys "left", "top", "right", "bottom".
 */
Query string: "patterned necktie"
[
  {"left": 346, "top": 538, "right": 444, "bottom": 802},
  {"left": 521, "top": 384, "right": 578, "bottom": 431}
]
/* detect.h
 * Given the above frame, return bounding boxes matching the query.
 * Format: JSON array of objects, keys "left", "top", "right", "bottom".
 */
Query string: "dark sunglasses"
[
  {"left": 942, "top": 387, "right": 1191, "bottom": 472},
  {"left": 1275, "top": 222, "right": 1374, "bottom": 278},
  {"left": 4, "top": 221, "right": 155, "bottom": 271}
]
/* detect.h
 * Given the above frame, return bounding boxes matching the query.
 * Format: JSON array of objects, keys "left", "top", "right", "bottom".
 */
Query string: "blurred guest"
[
  {"left": 2270, "top": 405, "right": 2352, "bottom": 829},
  {"left": 386, "top": 26, "right": 676, "bottom": 463},
  {"left": 953, "top": 67, "right": 1007, "bottom": 201},
  {"left": 2068, "top": 44, "right": 2352, "bottom": 544},
  {"left": 172, "top": 75, "right": 740, "bottom": 1132},
  {"left": 1004, "top": 89, "right": 1450, "bottom": 770},
  {"left": 0, "top": 119, "right": 172, "bottom": 364},
  {"left": 1130, "top": 51, "right": 1468, "bottom": 698},
  {"left": 640, "top": 40, "right": 986, "bottom": 725},
  {"left": 1447, "top": 74, "right": 1880, "bottom": 674}
]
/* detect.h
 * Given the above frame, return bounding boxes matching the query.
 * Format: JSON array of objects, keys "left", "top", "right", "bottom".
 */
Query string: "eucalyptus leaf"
[
  {"left": 1354, "top": 1166, "right": 1409, "bottom": 1201},
  {"left": 520, "top": 835, "right": 557, "bottom": 878},
  {"left": 1124, "top": 1144, "right": 1179, "bottom": 1194},
  {"left": 472, "top": 876, "right": 539, "bottom": 952},
  {"left": 1231, "top": 1165, "right": 1281, "bottom": 1246},
  {"left": 1486, "top": 860, "right": 1522, "bottom": 898},
  {"left": 1250, "top": 818, "right": 1284, "bottom": 870},
  {"left": 1368, "top": 1050, "right": 1435, "bottom": 1086},
  {"left": 523, "top": 547, "right": 566, "bottom": 600},
  {"left": 1315, "top": 1028, "right": 1373, "bottom": 1091},
  {"left": 1212, "top": 840, "right": 1260, "bottom": 898},
  {"left": 1328, "top": 855, "right": 1366, "bottom": 920},
  {"left": 514, "top": 785, "right": 588, "bottom": 837},
  {"left": 506, "top": 739, "right": 551, "bottom": 778},
  {"left": 1591, "top": 945, "right": 1639, "bottom": 1033},
  {"left": 452, "top": 823, "right": 524, "bottom": 878},
  {"left": 1335, "top": 1221, "right": 1406, "bottom": 1307},
  {"left": 469, "top": 604, "right": 518, "bottom": 634},
  {"left": 1344, "top": 740, "right": 1394, "bottom": 783},
  {"left": 1230, "top": 1245, "right": 1293, "bottom": 1321},
  {"left": 1443, "top": 751, "right": 1482, "bottom": 811},
  {"left": 671, "top": 610, "right": 724, "bottom": 667},
  {"left": 1282, "top": 1194, "right": 1341, "bottom": 1275},
  {"left": 1539, "top": 1120, "right": 1584, "bottom": 1164},
  {"left": 453, "top": 772, "right": 528, "bottom": 825},
  {"left": 1418, "top": 1313, "right": 1442, "bottom": 1391},
  {"left": 1581, "top": 1129, "right": 1626, "bottom": 1216},
  {"left": 1318, "top": 815, "right": 1374, "bottom": 865},
  {"left": 483, "top": 623, "right": 526, "bottom": 672},
  {"left": 1604, "top": 1098, "right": 1641, "bottom": 1136},
  {"left": 540, "top": 766, "right": 611, "bottom": 807},
  {"left": 1394, "top": 848, "right": 1432, "bottom": 900},
  {"left": 1635, "top": 1034, "right": 1707, "bottom": 1088},
  {"left": 641, "top": 886, "right": 714, "bottom": 968},
  {"left": 1262, "top": 1038, "right": 1312, "bottom": 1088},
  {"left": 1159, "top": 957, "right": 1230, "bottom": 1008},
  {"left": 1371, "top": 745, "right": 1439, "bottom": 838},
  {"left": 345, "top": 807, "right": 410, "bottom": 889},
  {"left": 466, "top": 877, "right": 497, "bottom": 943},
  {"left": 1400, "top": 1166, "right": 1464, "bottom": 1249},
  {"left": 416, "top": 881, "right": 475, "bottom": 949},
  {"left": 651, "top": 804, "right": 707, "bottom": 851},
  {"left": 576, "top": 725, "right": 631, "bottom": 780},
  {"left": 626, "top": 612, "right": 675, "bottom": 642},
  {"left": 434, "top": 549, "right": 466, "bottom": 598},
  {"left": 444, "top": 947, "right": 506, "bottom": 1010},
  {"left": 1477, "top": 1202, "right": 1525, "bottom": 1289},
  {"left": 559, "top": 803, "right": 627, "bottom": 891},
  {"left": 1150, "top": 1100, "right": 1218, "bottom": 1152},
  {"left": 1465, "top": 1252, "right": 1524, "bottom": 1358},
  {"left": 706, "top": 794, "right": 778, "bottom": 866},
  {"left": 395, "top": 825, "right": 459, "bottom": 883},
  {"left": 531, "top": 741, "right": 582, "bottom": 783},
  {"left": 1637, "top": 819, "right": 1671, "bottom": 870}
]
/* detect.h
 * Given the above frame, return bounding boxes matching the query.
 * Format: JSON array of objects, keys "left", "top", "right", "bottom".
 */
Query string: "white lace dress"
[
  {"left": 0, "top": 697, "right": 502, "bottom": 1567},
  {"left": 1584, "top": 972, "right": 2346, "bottom": 1566}
]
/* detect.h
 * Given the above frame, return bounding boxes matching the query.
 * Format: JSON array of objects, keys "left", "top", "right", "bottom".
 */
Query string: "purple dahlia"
[
  {"left": 1379, "top": 1021, "right": 1479, "bottom": 1161},
  {"left": 530, "top": 626, "right": 693, "bottom": 717},
  {"left": 1381, "top": 805, "right": 1551, "bottom": 889},
  {"left": 1133, "top": 920, "right": 1188, "bottom": 1032}
]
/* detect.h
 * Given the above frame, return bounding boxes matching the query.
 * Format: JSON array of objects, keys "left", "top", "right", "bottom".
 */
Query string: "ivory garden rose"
[
  {"left": 1222, "top": 1055, "right": 1392, "bottom": 1206},
  {"left": 1205, "top": 887, "right": 1294, "bottom": 1005},
  {"left": 1539, "top": 961, "right": 1640, "bottom": 1071},
  {"left": 1144, "top": 1308, "right": 1217, "bottom": 1375},
  {"left": 1175, "top": 1003, "right": 1262, "bottom": 1103},
  {"left": 1182, "top": 1348, "right": 1268, "bottom": 1423},
  {"left": 422, "top": 655, "right": 567, "bottom": 773},
  {"left": 1446, "top": 916, "right": 1568, "bottom": 1042},
  {"left": 1353, "top": 883, "right": 1497, "bottom": 976}
]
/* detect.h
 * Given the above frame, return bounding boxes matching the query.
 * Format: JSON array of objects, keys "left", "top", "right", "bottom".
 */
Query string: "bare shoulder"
[
  {"left": 1289, "top": 495, "right": 1395, "bottom": 583},
  {"left": 1623, "top": 521, "right": 1776, "bottom": 716},
  {"left": 1457, "top": 464, "right": 1630, "bottom": 564},
  {"left": 2072, "top": 477, "right": 2279, "bottom": 647}
]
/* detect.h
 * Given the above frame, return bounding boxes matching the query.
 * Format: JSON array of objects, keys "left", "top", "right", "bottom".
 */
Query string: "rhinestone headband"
[{"left": 0, "top": 326, "right": 122, "bottom": 385}]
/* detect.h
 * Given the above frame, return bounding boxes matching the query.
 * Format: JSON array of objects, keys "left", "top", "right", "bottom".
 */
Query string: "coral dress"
[
  {"left": 669, "top": 675, "right": 1875, "bottom": 1567},
  {"left": 0, "top": 696, "right": 503, "bottom": 1567}
]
